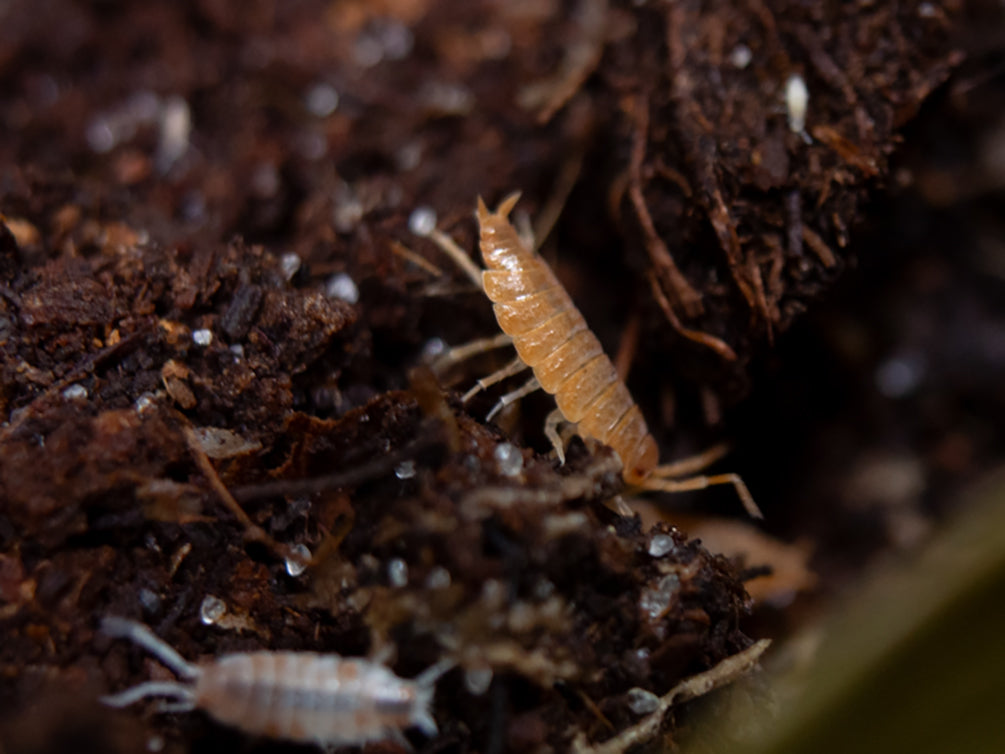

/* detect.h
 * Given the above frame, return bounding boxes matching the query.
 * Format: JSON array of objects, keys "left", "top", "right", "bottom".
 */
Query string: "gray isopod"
[{"left": 100, "top": 617, "right": 449, "bottom": 747}]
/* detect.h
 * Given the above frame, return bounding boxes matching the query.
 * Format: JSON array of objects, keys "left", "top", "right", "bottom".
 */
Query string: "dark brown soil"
[{"left": 1, "top": 1, "right": 1001, "bottom": 753}]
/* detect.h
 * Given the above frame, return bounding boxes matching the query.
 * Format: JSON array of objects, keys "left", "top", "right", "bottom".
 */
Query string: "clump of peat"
[
  {"left": 0, "top": 202, "right": 752, "bottom": 752},
  {"left": 0, "top": 1, "right": 972, "bottom": 751}
]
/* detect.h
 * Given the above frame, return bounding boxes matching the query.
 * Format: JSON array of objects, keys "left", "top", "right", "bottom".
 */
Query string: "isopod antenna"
[{"left": 100, "top": 617, "right": 201, "bottom": 711}]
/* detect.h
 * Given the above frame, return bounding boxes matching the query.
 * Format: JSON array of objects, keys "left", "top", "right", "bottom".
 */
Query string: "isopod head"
[{"left": 476, "top": 193, "right": 524, "bottom": 270}]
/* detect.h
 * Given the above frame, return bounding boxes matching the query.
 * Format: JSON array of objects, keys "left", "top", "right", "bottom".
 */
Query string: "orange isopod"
[
  {"left": 426, "top": 194, "right": 759, "bottom": 517},
  {"left": 478, "top": 194, "right": 659, "bottom": 486}
]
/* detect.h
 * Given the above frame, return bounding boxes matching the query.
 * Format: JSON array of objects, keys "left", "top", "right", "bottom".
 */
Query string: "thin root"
[
  {"left": 662, "top": 4, "right": 773, "bottom": 333},
  {"left": 516, "top": 0, "right": 608, "bottom": 124},
  {"left": 612, "top": 310, "right": 641, "bottom": 382},
  {"left": 571, "top": 639, "right": 771, "bottom": 754},
  {"left": 533, "top": 126, "right": 588, "bottom": 251},
  {"left": 628, "top": 94, "right": 704, "bottom": 319},
  {"left": 184, "top": 425, "right": 309, "bottom": 568},
  {"left": 230, "top": 432, "right": 440, "bottom": 503},
  {"left": 646, "top": 271, "right": 737, "bottom": 361},
  {"left": 389, "top": 239, "right": 445, "bottom": 277},
  {"left": 801, "top": 225, "right": 838, "bottom": 268}
]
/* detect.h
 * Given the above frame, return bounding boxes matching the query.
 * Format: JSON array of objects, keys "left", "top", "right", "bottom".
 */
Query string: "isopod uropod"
[
  {"left": 428, "top": 194, "right": 761, "bottom": 518},
  {"left": 99, "top": 617, "right": 449, "bottom": 748}
]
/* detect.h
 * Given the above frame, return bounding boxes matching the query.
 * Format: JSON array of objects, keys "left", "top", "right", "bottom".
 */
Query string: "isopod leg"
[
  {"left": 155, "top": 697, "right": 199, "bottom": 714},
  {"left": 414, "top": 658, "right": 455, "bottom": 689},
  {"left": 544, "top": 408, "right": 567, "bottom": 465},
  {"left": 651, "top": 443, "right": 730, "bottom": 479},
  {"left": 424, "top": 227, "right": 484, "bottom": 288},
  {"left": 431, "top": 333, "right": 513, "bottom": 374},
  {"left": 100, "top": 617, "right": 200, "bottom": 680},
  {"left": 640, "top": 473, "right": 762, "bottom": 520},
  {"left": 486, "top": 375, "right": 542, "bottom": 422},
  {"left": 101, "top": 681, "right": 196, "bottom": 710},
  {"left": 462, "top": 355, "right": 530, "bottom": 403}
]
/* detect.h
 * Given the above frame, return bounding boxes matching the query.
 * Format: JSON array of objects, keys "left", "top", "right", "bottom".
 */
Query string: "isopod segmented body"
[
  {"left": 477, "top": 195, "right": 659, "bottom": 486},
  {"left": 431, "top": 194, "right": 760, "bottom": 517},
  {"left": 100, "top": 617, "right": 447, "bottom": 747}
]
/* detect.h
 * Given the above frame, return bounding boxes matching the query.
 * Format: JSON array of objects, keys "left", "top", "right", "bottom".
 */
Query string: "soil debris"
[{"left": 0, "top": 1, "right": 980, "bottom": 751}]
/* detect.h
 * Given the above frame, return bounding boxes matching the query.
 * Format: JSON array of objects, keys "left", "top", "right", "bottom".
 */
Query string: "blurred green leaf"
[{"left": 689, "top": 468, "right": 1005, "bottom": 754}]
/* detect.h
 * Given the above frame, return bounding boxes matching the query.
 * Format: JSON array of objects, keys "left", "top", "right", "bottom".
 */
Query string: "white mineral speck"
[
  {"left": 626, "top": 687, "right": 660, "bottom": 715},
  {"left": 729, "top": 44, "right": 752, "bottom": 69},
  {"left": 785, "top": 74, "right": 809, "bottom": 134},
  {"left": 157, "top": 95, "right": 191, "bottom": 171},
  {"left": 533, "top": 579, "right": 555, "bottom": 600},
  {"left": 639, "top": 574, "right": 680, "bottom": 620},
  {"left": 396, "top": 141, "right": 423, "bottom": 171},
  {"left": 377, "top": 20, "right": 414, "bottom": 61},
  {"left": 426, "top": 566, "right": 451, "bottom": 590},
  {"left": 408, "top": 206, "right": 437, "bottom": 237},
  {"left": 192, "top": 329, "right": 213, "bottom": 346},
  {"left": 875, "top": 353, "right": 925, "bottom": 398},
  {"left": 305, "top": 82, "right": 339, "bottom": 117},
  {"left": 352, "top": 34, "right": 384, "bottom": 68},
  {"left": 494, "top": 442, "right": 523, "bottom": 477},
  {"left": 62, "top": 384, "right": 88, "bottom": 401},
  {"left": 352, "top": 19, "right": 414, "bottom": 67},
  {"left": 285, "top": 543, "right": 312, "bottom": 577},
  {"left": 421, "top": 81, "right": 474, "bottom": 116},
  {"left": 326, "top": 273, "right": 359, "bottom": 304},
  {"left": 86, "top": 118, "right": 117, "bottom": 153},
  {"left": 481, "top": 579, "right": 505, "bottom": 606},
  {"left": 280, "top": 252, "right": 302, "bottom": 281},
  {"left": 138, "top": 588, "right": 161, "bottom": 615},
  {"left": 388, "top": 558, "right": 409, "bottom": 587},
  {"left": 421, "top": 337, "right": 447, "bottom": 361},
  {"left": 135, "top": 393, "right": 156, "bottom": 413},
  {"left": 199, "top": 595, "right": 227, "bottom": 625},
  {"left": 332, "top": 184, "right": 364, "bottom": 233},
  {"left": 647, "top": 533, "right": 676, "bottom": 558},
  {"left": 464, "top": 666, "right": 493, "bottom": 695},
  {"left": 394, "top": 460, "right": 416, "bottom": 479}
]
